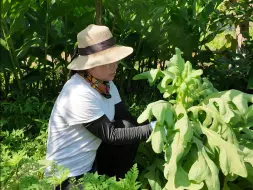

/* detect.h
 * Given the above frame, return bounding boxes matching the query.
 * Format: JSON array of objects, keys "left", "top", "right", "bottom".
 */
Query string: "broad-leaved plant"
[{"left": 133, "top": 48, "right": 253, "bottom": 190}]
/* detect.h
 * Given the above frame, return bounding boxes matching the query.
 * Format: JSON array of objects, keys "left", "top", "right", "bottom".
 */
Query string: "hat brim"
[{"left": 67, "top": 45, "right": 133, "bottom": 70}]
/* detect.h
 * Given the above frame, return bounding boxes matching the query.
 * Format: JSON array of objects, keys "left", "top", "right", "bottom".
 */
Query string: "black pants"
[
  {"left": 96, "top": 142, "right": 139, "bottom": 179},
  {"left": 55, "top": 162, "right": 97, "bottom": 190},
  {"left": 55, "top": 173, "right": 84, "bottom": 190}
]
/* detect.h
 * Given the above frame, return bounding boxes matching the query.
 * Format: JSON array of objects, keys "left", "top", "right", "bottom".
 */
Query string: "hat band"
[{"left": 79, "top": 37, "right": 115, "bottom": 55}]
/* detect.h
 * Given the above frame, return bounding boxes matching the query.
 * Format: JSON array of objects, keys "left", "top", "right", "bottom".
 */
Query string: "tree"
[
  {"left": 230, "top": 0, "right": 251, "bottom": 54},
  {"left": 95, "top": 0, "right": 102, "bottom": 25}
]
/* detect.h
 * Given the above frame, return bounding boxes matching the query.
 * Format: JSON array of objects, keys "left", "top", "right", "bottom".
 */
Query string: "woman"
[{"left": 45, "top": 24, "right": 155, "bottom": 189}]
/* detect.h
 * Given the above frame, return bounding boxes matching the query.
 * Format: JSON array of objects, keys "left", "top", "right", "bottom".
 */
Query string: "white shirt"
[{"left": 45, "top": 74, "right": 121, "bottom": 177}]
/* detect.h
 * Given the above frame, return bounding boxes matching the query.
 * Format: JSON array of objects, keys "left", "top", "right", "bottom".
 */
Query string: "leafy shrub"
[
  {"left": 133, "top": 48, "right": 253, "bottom": 190},
  {"left": 0, "top": 96, "right": 53, "bottom": 132},
  {"left": 80, "top": 164, "right": 141, "bottom": 190}
]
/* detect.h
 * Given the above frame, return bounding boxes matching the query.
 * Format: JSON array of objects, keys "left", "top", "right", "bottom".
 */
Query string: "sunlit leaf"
[{"left": 133, "top": 69, "right": 162, "bottom": 86}]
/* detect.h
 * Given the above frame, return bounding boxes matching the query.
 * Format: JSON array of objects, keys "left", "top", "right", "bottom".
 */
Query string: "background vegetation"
[{"left": 1, "top": 0, "right": 253, "bottom": 189}]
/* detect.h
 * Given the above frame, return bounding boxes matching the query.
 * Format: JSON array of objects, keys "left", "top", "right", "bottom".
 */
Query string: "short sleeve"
[
  {"left": 58, "top": 91, "right": 104, "bottom": 126},
  {"left": 110, "top": 81, "right": 122, "bottom": 105}
]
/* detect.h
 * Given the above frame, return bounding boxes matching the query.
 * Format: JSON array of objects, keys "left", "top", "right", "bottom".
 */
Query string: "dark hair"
[
  {"left": 69, "top": 70, "right": 88, "bottom": 78},
  {"left": 69, "top": 70, "right": 78, "bottom": 78}
]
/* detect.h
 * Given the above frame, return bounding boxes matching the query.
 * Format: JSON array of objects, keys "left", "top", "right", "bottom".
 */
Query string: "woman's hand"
[{"left": 150, "top": 121, "right": 167, "bottom": 134}]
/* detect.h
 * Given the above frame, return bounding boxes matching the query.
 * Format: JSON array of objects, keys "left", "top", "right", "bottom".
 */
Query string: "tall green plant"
[
  {"left": 0, "top": 0, "right": 96, "bottom": 99},
  {"left": 102, "top": 0, "right": 234, "bottom": 100},
  {"left": 133, "top": 48, "right": 253, "bottom": 190}
]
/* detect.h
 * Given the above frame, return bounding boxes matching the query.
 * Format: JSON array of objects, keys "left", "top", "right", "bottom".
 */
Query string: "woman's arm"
[
  {"left": 114, "top": 101, "right": 138, "bottom": 125},
  {"left": 114, "top": 101, "right": 149, "bottom": 126},
  {"left": 84, "top": 114, "right": 152, "bottom": 145}
]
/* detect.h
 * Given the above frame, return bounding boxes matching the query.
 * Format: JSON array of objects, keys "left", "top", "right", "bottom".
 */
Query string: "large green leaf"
[
  {"left": 181, "top": 61, "right": 192, "bottom": 80},
  {"left": 138, "top": 100, "right": 174, "bottom": 154},
  {"left": 144, "top": 161, "right": 163, "bottom": 190},
  {"left": 187, "top": 78, "right": 217, "bottom": 103},
  {"left": 239, "top": 142, "right": 253, "bottom": 168},
  {"left": 166, "top": 48, "right": 185, "bottom": 78},
  {"left": 202, "top": 90, "right": 253, "bottom": 121},
  {"left": 189, "top": 137, "right": 220, "bottom": 190},
  {"left": 137, "top": 100, "right": 174, "bottom": 126},
  {"left": 145, "top": 169, "right": 163, "bottom": 190},
  {"left": 158, "top": 47, "right": 213, "bottom": 108},
  {"left": 201, "top": 126, "right": 247, "bottom": 178},
  {"left": 159, "top": 71, "right": 175, "bottom": 90},
  {"left": 245, "top": 105, "right": 253, "bottom": 122},
  {"left": 245, "top": 163, "right": 253, "bottom": 185},
  {"left": 133, "top": 69, "right": 162, "bottom": 86},
  {"left": 150, "top": 123, "right": 167, "bottom": 154},
  {"left": 188, "top": 106, "right": 239, "bottom": 146},
  {"left": 164, "top": 165, "right": 204, "bottom": 190},
  {"left": 157, "top": 70, "right": 176, "bottom": 98},
  {"left": 164, "top": 104, "right": 193, "bottom": 183}
]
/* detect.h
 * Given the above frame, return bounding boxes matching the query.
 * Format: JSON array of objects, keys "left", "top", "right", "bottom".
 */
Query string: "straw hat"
[{"left": 67, "top": 24, "right": 133, "bottom": 70}]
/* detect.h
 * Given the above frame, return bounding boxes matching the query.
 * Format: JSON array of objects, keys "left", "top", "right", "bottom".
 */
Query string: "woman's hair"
[
  {"left": 69, "top": 70, "right": 78, "bottom": 78},
  {"left": 69, "top": 70, "right": 88, "bottom": 78}
]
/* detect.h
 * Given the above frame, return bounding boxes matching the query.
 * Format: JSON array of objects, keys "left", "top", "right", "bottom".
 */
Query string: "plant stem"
[
  {"left": 43, "top": 0, "right": 50, "bottom": 94},
  {"left": 2, "top": 21, "right": 23, "bottom": 96},
  {"left": 112, "top": 8, "right": 118, "bottom": 34},
  {"left": 64, "top": 13, "right": 69, "bottom": 81},
  {"left": 45, "top": 0, "right": 49, "bottom": 63}
]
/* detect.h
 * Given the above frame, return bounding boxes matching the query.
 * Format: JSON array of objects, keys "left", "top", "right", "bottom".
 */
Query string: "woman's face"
[{"left": 88, "top": 62, "right": 119, "bottom": 81}]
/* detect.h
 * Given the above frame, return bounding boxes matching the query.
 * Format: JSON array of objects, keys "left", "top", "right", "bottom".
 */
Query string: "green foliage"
[
  {"left": 0, "top": 97, "right": 55, "bottom": 189},
  {"left": 0, "top": 96, "right": 53, "bottom": 131},
  {"left": 1, "top": 0, "right": 253, "bottom": 189},
  {"left": 134, "top": 48, "right": 253, "bottom": 190},
  {"left": 0, "top": 146, "right": 53, "bottom": 189},
  {"left": 1, "top": 0, "right": 96, "bottom": 98},
  {"left": 206, "top": 31, "right": 234, "bottom": 51},
  {"left": 0, "top": 95, "right": 143, "bottom": 189},
  {"left": 0, "top": 152, "right": 141, "bottom": 190},
  {"left": 134, "top": 142, "right": 166, "bottom": 190},
  {"left": 1, "top": 128, "right": 141, "bottom": 189},
  {"left": 82, "top": 164, "right": 141, "bottom": 190},
  {"left": 2, "top": 0, "right": 250, "bottom": 100}
]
